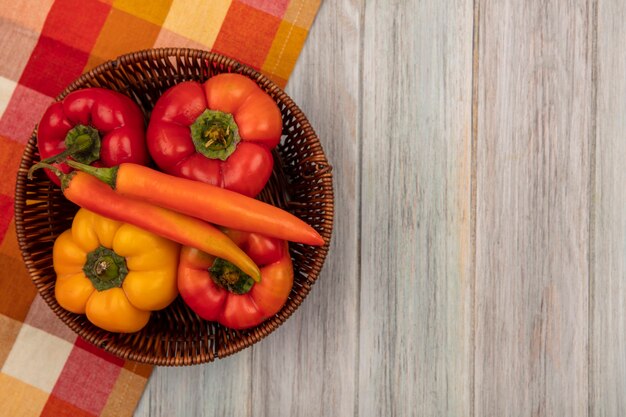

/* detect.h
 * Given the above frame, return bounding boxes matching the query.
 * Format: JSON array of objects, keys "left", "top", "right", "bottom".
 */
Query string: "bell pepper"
[
  {"left": 53, "top": 208, "right": 180, "bottom": 333},
  {"left": 178, "top": 230, "right": 294, "bottom": 330},
  {"left": 37, "top": 87, "right": 149, "bottom": 186},
  {"left": 146, "top": 73, "right": 282, "bottom": 197}
]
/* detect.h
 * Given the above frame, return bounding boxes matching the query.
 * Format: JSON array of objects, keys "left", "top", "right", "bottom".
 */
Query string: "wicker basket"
[{"left": 13, "top": 48, "right": 334, "bottom": 366}]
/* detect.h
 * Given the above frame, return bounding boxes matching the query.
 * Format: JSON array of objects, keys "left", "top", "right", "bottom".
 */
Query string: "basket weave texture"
[{"left": 14, "top": 48, "right": 334, "bottom": 366}]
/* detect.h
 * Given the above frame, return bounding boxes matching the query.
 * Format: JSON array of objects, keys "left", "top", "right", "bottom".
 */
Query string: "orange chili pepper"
[
  {"left": 28, "top": 163, "right": 261, "bottom": 281},
  {"left": 66, "top": 161, "right": 325, "bottom": 246}
]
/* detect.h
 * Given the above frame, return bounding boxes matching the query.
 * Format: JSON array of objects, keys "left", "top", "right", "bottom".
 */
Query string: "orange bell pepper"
[{"left": 53, "top": 208, "right": 180, "bottom": 333}]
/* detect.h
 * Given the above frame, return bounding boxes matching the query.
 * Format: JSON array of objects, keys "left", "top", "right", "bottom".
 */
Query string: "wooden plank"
[
  {"left": 474, "top": 1, "right": 593, "bottom": 416},
  {"left": 250, "top": 0, "right": 362, "bottom": 415},
  {"left": 134, "top": 354, "right": 252, "bottom": 417},
  {"left": 357, "top": 0, "right": 474, "bottom": 416},
  {"left": 590, "top": 1, "right": 626, "bottom": 415},
  {"left": 136, "top": 1, "right": 361, "bottom": 416}
]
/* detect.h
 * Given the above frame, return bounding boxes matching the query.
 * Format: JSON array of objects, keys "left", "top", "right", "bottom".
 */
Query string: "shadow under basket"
[{"left": 13, "top": 48, "right": 334, "bottom": 366}]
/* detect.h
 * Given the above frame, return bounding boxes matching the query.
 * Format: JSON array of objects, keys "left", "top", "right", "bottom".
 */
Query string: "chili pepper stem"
[
  {"left": 66, "top": 160, "right": 118, "bottom": 188},
  {"left": 27, "top": 162, "right": 74, "bottom": 189}
]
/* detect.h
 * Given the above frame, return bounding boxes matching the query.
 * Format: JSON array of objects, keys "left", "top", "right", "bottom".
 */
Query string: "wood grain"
[
  {"left": 357, "top": 1, "right": 474, "bottom": 416},
  {"left": 474, "top": 1, "right": 593, "bottom": 416},
  {"left": 134, "top": 353, "right": 252, "bottom": 416},
  {"left": 133, "top": 1, "right": 626, "bottom": 416},
  {"left": 590, "top": 1, "right": 626, "bottom": 415},
  {"left": 250, "top": 0, "right": 361, "bottom": 415}
]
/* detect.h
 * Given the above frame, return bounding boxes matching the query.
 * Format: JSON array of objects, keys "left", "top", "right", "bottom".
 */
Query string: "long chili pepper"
[
  {"left": 66, "top": 161, "right": 325, "bottom": 246},
  {"left": 28, "top": 163, "right": 261, "bottom": 282}
]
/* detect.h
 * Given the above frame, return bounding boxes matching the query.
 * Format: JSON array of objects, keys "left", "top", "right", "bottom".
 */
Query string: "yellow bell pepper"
[{"left": 53, "top": 208, "right": 180, "bottom": 333}]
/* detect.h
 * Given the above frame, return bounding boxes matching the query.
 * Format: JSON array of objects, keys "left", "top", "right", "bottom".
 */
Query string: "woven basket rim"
[{"left": 13, "top": 48, "right": 334, "bottom": 366}]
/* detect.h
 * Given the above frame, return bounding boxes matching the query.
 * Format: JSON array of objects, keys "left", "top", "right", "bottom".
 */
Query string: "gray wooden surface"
[{"left": 135, "top": 0, "right": 626, "bottom": 416}]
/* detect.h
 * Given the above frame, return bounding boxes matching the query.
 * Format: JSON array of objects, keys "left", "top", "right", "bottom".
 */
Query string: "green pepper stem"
[
  {"left": 94, "top": 256, "right": 119, "bottom": 282},
  {"left": 39, "top": 134, "right": 89, "bottom": 164},
  {"left": 28, "top": 162, "right": 61, "bottom": 180},
  {"left": 209, "top": 258, "right": 256, "bottom": 294},
  {"left": 84, "top": 246, "right": 128, "bottom": 291},
  {"left": 27, "top": 162, "right": 74, "bottom": 190},
  {"left": 190, "top": 109, "right": 240, "bottom": 161},
  {"left": 40, "top": 125, "right": 101, "bottom": 166},
  {"left": 65, "top": 160, "right": 118, "bottom": 188}
]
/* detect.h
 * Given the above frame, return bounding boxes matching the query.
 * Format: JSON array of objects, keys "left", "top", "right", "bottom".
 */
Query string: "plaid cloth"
[{"left": 0, "top": 0, "right": 320, "bottom": 415}]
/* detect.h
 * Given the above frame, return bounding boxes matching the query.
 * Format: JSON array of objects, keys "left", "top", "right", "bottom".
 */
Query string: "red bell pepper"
[
  {"left": 177, "top": 229, "right": 293, "bottom": 330},
  {"left": 146, "top": 74, "right": 282, "bottom": 197},
  {"left": 37, "top": 88, "right": 149, "bottom": 186}
]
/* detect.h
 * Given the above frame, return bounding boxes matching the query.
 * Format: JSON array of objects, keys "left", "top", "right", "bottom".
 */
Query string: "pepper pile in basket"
[{"left": 29, "top": 73, "right": 324, "bottom": 333}]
